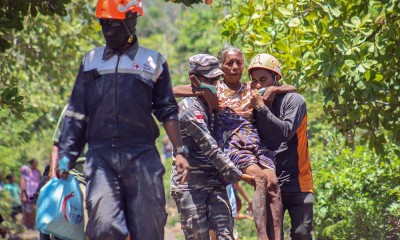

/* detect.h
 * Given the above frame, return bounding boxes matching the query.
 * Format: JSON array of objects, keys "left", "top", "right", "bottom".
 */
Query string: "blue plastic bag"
[{"left": 36, "top": 175, "right": 84, "bottom": 240}]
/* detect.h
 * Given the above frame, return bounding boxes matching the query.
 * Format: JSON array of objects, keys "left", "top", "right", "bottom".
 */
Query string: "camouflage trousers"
[{"left": 172, "top": 186, "right": 234, "bottom": 240}]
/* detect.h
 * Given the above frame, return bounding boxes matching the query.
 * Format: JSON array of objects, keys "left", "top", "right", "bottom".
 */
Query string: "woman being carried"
[
  {"left": 174, "top": 47, "right": 295, "bottom": 240},
  {"left": 214, "top": 47, "right": 296, "bottom": 240}
]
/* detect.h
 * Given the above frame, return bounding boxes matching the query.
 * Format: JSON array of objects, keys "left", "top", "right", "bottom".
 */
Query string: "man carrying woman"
[
  {"left": 175, "top": 47, "right": 295, "bottom": 240},
  {"left": 249, "top": 53, "right": 314, "bottom": 240},
  {"left": 172, "top": 54, "right": 255, "bottom": 240}
]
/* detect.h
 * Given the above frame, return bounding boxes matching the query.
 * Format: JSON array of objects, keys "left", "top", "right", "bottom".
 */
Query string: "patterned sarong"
[{"left": 215, "top": 107, "right": 275, "bottom": 170}]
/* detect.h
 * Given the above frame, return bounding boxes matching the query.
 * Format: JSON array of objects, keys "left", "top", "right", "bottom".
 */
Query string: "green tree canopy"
[
  {"left": 222, "top": 0, "right": 400, "bottom": 151},
  {"left": 0, "top": 0, "right": 71, "bottom": 117},
  {"left": 0, "top": 0, "right": 71, "bottom": 52},
  {"left": 0, "top": 0, "right": 102, "bottom": 174}
]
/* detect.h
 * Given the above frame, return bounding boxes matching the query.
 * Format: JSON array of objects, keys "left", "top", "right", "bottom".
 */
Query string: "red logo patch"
[
  {"left": 133, "top": 62, "right": 142, "bottom": 70},
  {"left": 194, "top": 111, "right": 205, "bottom": 123}
]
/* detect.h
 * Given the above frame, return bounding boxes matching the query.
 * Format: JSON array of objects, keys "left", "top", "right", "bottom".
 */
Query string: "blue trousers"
[{"left": 84, "top": 145, "right": 167, "bottom": 240}]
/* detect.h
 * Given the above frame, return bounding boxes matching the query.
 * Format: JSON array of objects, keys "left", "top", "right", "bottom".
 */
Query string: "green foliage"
[
  {"left": 313, "top": 132, "right": 400, "bottom": 239},
  {"left": 137, "top": 2, "right": 226, "bottom": 85},
  {"left": 0, "top": 0, "right": 227, "bottom": 182},
  {"left": 0, "top": 0, "right": 102, "bottom": 180},
  {"left": 0, "top": 0, "right": 99, "bottom": 117},
  {"left": 174, "top": 9, "right": 223, "bottom": 54},
  {"left": 0, "top": 190, "right": 25, "bottom": 234},
  {"left": 0, "top": 87, "right": 24, "bottom": 117},
  {"left": 0, "top": 191, "right": 13, "bottom": 224},
  {"left": 222, "top": 0, "right": 400, "bottom": 151},
  {"left": 235, "top": 218, "right": 257, "bottom": 239},
  {"left": 172, "top": 5, "right": 226, "bottom": 84},
  {"left": 164, "top": 0, "right": 204, "bottom": 7},
  {"left": 0, "top": 0, "right": 71, "bottom": 116},
  {"left": 0, "top": 0, "right": 71, "bottom": 53},
  {"left": 4, "top": 1, "right": 398, "bottom": 239}
]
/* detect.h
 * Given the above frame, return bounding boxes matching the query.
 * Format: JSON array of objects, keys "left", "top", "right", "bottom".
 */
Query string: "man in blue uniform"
[{"left": 57, "top": 1, "right": 189, "bottom": 239}]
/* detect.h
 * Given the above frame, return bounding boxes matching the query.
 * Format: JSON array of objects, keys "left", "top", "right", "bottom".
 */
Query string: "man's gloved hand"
[
  {"left": 59, "top": 156, "right": 70, "bottom": 172},
  {"left": 58, "top": 156, "right": 71, "bottom": 179}
]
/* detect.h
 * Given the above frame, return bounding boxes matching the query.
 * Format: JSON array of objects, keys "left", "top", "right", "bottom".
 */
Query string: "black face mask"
[
  {"left": 101, "top": 22, "right": 129, "bottom": 50},
  {"left": 100, "top": 13, "right": 138, "bottom": 51}
]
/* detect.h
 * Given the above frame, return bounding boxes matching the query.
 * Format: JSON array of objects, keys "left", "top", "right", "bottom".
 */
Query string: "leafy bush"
[
  {"left": 0, "top": 190, "right": 25, "bottom": 235},
  {"left": 313, "top": 134, "right": 400, "bottom": 239},
  {"left": 233, "top": 131, "right": 400, "bottom": 240}
]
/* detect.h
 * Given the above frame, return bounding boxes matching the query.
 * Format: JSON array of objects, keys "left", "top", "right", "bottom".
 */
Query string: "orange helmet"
[
  {"left": 96, "top": 0, "right": 144, "bottom": 19},
  {"left": 248, "top": 53, "right": 282, "bottom": 80}
]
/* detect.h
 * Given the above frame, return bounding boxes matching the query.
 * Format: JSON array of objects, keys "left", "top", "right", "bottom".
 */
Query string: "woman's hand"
[
  {"left": 189, "top": 76, "right": 219, "bottom": 112},
  {"left": 195, "top": 88, "right": 218, "bottom": 112},
  {"left": 250, "top": 89, "right": 266, "bottom": 111},
  {"left": 262, "top": 86, "right": 277, "bottom": 109},
  {"left": 263, "top": 84, "right": 296, "bottom": 108},
  {"left": 240, "top": 173, "right": 255, "bottom": 186},
  {"left": 246, "top": 201, "right": 253, "bottom": 216}
]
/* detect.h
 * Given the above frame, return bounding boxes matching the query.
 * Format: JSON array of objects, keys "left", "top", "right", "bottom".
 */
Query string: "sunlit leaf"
[
  {"left": 288, "top": 17, "right": 301, "bottom": 27},
  {"left": 277, "top": 7, "right": 293, "bottom": 18}
]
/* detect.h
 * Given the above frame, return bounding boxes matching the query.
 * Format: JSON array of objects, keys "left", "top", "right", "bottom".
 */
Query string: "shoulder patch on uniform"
[{"left": 194, "top": 111, "right": 205, "bottom": 124}]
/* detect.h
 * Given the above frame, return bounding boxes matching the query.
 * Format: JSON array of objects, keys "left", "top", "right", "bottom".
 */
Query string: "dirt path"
[
  {"left": 9, "top": 228, "right": 179, "bottom": 240},
  {"left": 165, "top": 227, "right": 178, "bottom": 240},
  {"left": 7, "top": 203, "right": 182, "bottom": 240},
  {"left": 9, "top": 229, "right": 39, "bottom": 240}
]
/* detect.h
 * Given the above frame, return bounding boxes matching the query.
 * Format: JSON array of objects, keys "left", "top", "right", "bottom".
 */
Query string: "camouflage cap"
[{"left": 189, "top": 54, "right": 224, "bottom": 78}]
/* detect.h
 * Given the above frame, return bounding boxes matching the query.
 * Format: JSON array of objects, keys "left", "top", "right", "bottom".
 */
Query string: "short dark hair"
[
  {"left": 6, "top": 174, "right": 13, "bottom": 181},
  {"left": 28, "top": 158, "right": 37, "bottom": 165}
]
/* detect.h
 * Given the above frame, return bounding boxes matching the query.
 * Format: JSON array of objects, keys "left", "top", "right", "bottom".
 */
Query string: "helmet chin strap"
[
  {"left": 122, "top": 21, "right": 135, "bottom": 43},
  {"left": 271, "top": 72, "right": 278, "bottom": 86},
  {"left": 121, "top": 12, "right": 138, "bottom": 44}
]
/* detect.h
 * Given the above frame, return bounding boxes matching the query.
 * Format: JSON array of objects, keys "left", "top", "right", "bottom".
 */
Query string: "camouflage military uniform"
[
  {"left": 171, "top": 96, "right": 242, "bottom": 240},
  {"left": 171, "top": 54, "right": 243, "bottom": 240}
]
